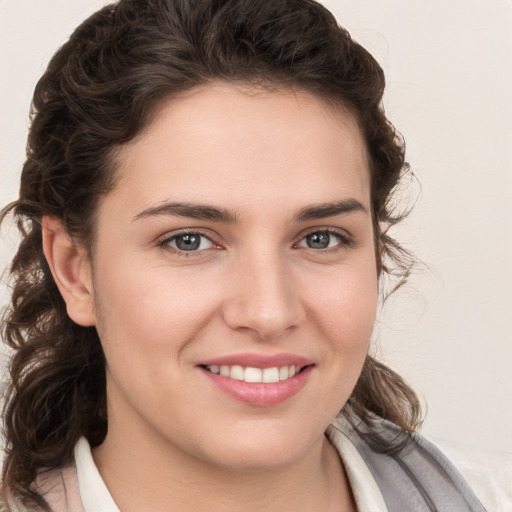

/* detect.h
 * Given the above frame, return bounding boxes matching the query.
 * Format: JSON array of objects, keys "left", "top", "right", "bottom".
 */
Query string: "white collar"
[
  {"left": 326, "top": 425, "right": 388, "bottom": 512},
  {"left": 74, "top": 429, "right": 387, "bottom": 512},
  {"left": 74, "top": 438, "right": 120, "bottom": 512}
]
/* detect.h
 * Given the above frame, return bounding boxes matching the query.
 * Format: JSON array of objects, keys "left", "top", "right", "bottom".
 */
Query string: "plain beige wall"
[{"left": 1, "top": 0, "right": 511, "bottom": 453}]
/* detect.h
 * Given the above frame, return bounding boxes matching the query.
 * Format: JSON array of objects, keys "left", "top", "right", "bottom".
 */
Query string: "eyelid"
[
  {"left": 294, "top": 227, "right": 353, "bottom": 249},
  {"left": 156, "top": 229, "right": 223, "bottom": 254},
  {"left": 154, "top": 226, "right": 353, "bottom": 255}
]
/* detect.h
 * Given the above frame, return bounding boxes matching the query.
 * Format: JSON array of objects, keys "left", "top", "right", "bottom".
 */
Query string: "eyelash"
[
  {"left": 157, "top": 228, "right": 353, "bottom": 257},
  {"left": 157, "top": 230, "right": 219, "bottom": 257},
  {"left": 295, "top": 228, "right": 353, "bottom": 251}
]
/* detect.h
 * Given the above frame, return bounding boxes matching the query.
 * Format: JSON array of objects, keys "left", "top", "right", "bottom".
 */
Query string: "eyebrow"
[
  {"left": 133, "top": 202, "right": 238, "bottom": 223},
  {"left": 295, "top": 199, "right": 368, "bottom": 221},
  {"left": 133, "top": 198, "right": 367, "bottom": 223}
]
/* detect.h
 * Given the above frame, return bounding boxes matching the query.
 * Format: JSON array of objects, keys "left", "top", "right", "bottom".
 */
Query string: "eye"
[
  {"left": 296, "top": 229, "right": 350, "bottom": 250},
  {"left": 161, "top": 232, "right": 216, "bottom": 253}
]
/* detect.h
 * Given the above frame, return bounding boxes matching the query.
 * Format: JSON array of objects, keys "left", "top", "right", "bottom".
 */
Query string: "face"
[{"left": 88, "top": 82, "right": 377, "bottom": 471}]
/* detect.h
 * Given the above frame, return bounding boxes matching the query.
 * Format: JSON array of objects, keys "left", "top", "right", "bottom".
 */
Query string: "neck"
[{"left": 93, "top": 423, "right": 355, "bottom": 512}]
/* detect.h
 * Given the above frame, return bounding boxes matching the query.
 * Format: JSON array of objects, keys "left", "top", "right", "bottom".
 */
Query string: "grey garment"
[{"left": 330, "top": 416, "right": 486, "bottom": 512}]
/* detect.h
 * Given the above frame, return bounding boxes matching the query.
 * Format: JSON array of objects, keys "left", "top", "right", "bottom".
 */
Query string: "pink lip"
[
  {"left": 198, "top": 353, "right": 314, "bottom": 407},
  {"left": 199, "top": 353, "right": 313, "bottom": 368}
]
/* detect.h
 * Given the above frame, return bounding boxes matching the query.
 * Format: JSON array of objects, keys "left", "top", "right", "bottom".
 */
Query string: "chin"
[
  {"left": 190, "top": 425, "right": 318, "bottom": 473},
  {"left": 207, "top": 448, "right": 300, "bottom": 473}
]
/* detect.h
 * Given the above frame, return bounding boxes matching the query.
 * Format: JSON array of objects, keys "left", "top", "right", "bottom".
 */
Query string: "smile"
[
  {"left": 199, "top": 359, "right": 313, "bottom": 406},
  {"left": 204, "top": 364, "right": 303, "bottom": 383}
]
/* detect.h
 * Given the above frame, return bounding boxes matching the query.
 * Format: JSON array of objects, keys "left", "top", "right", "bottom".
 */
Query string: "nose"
[{"left": 222, "top": 250, "right": 305, "bottom": 340}]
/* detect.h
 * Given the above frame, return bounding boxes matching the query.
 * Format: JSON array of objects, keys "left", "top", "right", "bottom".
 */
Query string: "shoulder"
[
  {"left": 328, "top": 416, "right": 488, "bottom": 511},
  {"left": 34, "top": 464, "right": 84, "bottom": 512},
  {"left": 428, "top": 436, "right": 512, "bottom": 512},
  {"left": 0, "top": 464, "right": 83, "bottom": 512}
]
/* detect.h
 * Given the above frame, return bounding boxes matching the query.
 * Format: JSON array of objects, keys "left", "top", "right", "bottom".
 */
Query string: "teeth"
[
  {"left": 205, "top": 364, "right": 302, "bottom": 383},
  {"left": 262, "top": 367, "right": 279, "bottom": 383},
  {"left": 244, "top": 367, "right": 262, "bottom": 383},
  {"left": 230, "top": 365, "right": 244, "bottom": 381}
]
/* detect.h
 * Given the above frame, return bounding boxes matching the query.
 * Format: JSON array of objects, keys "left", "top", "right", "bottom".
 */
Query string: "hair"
[{"left": 0, "top": 0, "right": 421, "bottom": 508}]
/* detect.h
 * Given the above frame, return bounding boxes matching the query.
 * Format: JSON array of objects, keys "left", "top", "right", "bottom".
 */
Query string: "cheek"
[
  {"left": 305, "top": 260, "right": 377, "bottom": 390},
  {"left": 92, "top": 261, "right": 222, "bottom": 364},
  {"left": 91, "top": 266, "right": 223, "bottom": 422},
  {"left": 307, "top": 263, "right": 378, "bottom": 342},
  {"left": 298, "top": 263, "right": 377, "bottom": 421}
]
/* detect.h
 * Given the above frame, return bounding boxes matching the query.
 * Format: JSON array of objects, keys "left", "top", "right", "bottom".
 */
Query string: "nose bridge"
[{"left": 223, "top": 245, "right": 304, "bottom": 339}]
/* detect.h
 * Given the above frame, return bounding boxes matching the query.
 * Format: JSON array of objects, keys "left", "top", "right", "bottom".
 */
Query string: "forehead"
[{"left": 107, "top": 82, "right": 371, "bottom": 216}]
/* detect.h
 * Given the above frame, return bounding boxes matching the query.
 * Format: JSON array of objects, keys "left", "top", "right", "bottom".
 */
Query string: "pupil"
[
  {"left": 176, "top": 234, "right": 200, "bottom": 251},
  {"left": 307, "top": 232, "right": 330, "bottom": 249}
]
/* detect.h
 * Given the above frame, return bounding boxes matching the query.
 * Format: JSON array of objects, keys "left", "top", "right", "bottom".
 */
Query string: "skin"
[{"left": 43, "top": 82, "right": 378, "bottom": 511}]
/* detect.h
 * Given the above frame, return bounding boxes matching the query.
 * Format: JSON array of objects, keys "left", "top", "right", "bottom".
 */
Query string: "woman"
[{"left": 0, "top": 0, "right": 487, "bottom": 510}]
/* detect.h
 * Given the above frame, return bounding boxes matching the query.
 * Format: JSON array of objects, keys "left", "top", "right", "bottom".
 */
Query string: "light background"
[{"left": 1, "top": 0, "right": 511, "bottom": 453}]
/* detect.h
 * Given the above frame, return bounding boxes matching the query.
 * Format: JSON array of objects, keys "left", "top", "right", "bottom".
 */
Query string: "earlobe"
[{"left": 42, "top": 217, "right": 96, "bottom": 327}]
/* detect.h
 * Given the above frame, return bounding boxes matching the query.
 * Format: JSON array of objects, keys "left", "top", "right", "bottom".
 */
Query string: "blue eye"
[
  {"left": 297, "top": 230, "right": 349, "bottom": 250},
  {"left": 164, "top": 232, "right": 215, "bottom": 252}
]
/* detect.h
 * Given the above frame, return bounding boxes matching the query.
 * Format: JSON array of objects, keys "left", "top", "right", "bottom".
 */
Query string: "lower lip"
[{"left": 200, "top": 366, "right": 313, "bottom": 407}]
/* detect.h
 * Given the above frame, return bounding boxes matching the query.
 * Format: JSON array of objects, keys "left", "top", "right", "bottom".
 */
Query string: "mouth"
[
  {"left": 198, "top": 355, "right": 314, "bottom": 406},
  {"left": 200, "top": 364, "right": 306, "bottom": 383}
]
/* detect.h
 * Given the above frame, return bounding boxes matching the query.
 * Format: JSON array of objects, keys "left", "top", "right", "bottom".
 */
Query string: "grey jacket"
[{"left": 329, "top": 416, "right": 486, "bottom": 511}]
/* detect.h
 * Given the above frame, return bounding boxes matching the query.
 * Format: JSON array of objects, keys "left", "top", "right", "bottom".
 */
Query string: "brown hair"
[{"left": 1, "top": 0, "right": 420, "bottom": 508}]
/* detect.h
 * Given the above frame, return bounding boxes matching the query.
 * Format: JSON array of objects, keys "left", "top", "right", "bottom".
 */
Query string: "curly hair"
[{"left": 1, "top": 0, "right": 420, "bottom": 509}]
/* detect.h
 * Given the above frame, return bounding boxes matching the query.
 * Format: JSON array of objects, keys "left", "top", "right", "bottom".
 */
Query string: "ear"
[{"left": 42, "top": 217, "right": 96, "bottom": 326}]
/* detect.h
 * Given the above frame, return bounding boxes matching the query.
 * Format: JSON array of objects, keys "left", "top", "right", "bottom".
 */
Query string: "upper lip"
[{"left": 198, "top": 353, "right": 314, "bottom": 368}]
